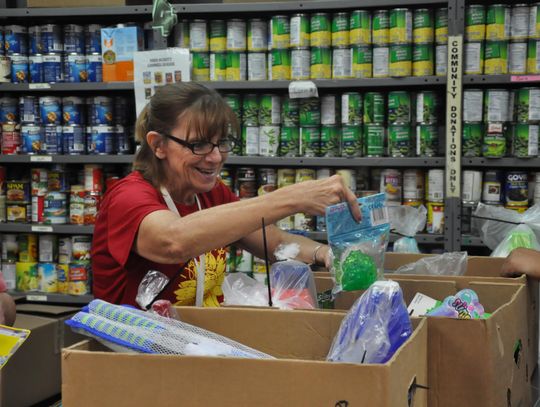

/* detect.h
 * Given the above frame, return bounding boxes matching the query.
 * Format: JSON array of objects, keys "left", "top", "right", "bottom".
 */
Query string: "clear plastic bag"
[
  {"left": 327, "top": 280, "right": 412, "bottom": 364},
  {"left": 490, "top": 224, "right": 540, "bottom": 257},
  {"left": 390, "top": 205, "right": 427, "bottom": 253},
  {"left": 326, "top": 193, "right": 391, "bottom": 294},
  {"left": 136, "top": 270, "right": 170, "bottom": 310},
  {"left": 392, "top": 251, "right": 468, "bottom": 276},
  {"left": 149, "top": 300, "right": 179, "bottom": 319},
  {"left": 222, "top": 273, "right": 270, "bottom": 307}
]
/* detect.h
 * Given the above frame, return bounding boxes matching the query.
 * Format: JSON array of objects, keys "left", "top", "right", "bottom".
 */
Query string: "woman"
[{"left": 91, "top": 83, "right": 360, "bottom": 307}]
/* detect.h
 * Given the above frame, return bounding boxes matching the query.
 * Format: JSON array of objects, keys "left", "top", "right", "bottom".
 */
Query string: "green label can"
[
  {"left": 436, "top": 44, "right": 447, "bottom": 76},
  {"left": 531, "top": 5, "right": 540, "bottom": 39},
  {"left": 482, "top": 131, "right": 507, "bottom": 158},
  {"left": 466, "top": 5, "right": 486, "bottom": 41},
  {"left": 462, "top": 122, "right": 483, "bottom": 157},
  {"left": 310, "top": 47, "right": 332, "bottom": 79},
  {"left": 413, "top": 43, "right": 434, "bottom": 76},
  {"left": 258, "top": 94, "right": 281, "bottom": 126},
  {"left": 290, "top": 14, "right": 310, "bottom": 48},
  {"left": 320, "top": 125, "right": 340, "bottom": 157},
  {"left": 416, "top": 123, "right": 438, "bottom": 157},
  {"left": 224, "top": 94, "right": 242, "bottom": 117},
  {"left": 321, "top": 94, "right": 340, "bottom": 125},
  {"left": 191, "top": 52, "right": 210, "bottom": 81},
  {"left": 484, "top": 89, "right": 511, "bottom": 122},
  {"left": 247, "top": 19, "right": 268, "bottom": 52},
  {"left": 281, "top": 97, "right": 299, "bottom": 126},
  {"left": 352, "top": 45, "right": 373, "bottom": 78},
  {"left": 416, "top": 91, "right": 438, "bottom": 124},
  {"left": 259, "top": 125, "right": 280, "bottom": 157},
  {"left": 227, "top": 19, "right": 247, "bottom": 52},
  {"left": 484, "top": 40, "right": 508, "bottom": 74},
  {"left": 271, "top": 48, "right": 291, "bottom": 80},
  {"left": 242, "top": 125, "right": 259, "bottom": 155},
  {"left": 173, "top": 20, "right": 190, "bottom": 48},
  {"left": 300, "top": 126, "right": 320, "bottom": 157},
  {"left": 271, "top": 15, "right": 290, "bottom": 49},
  {"left": 486, "top": 4, "right": 511, "bottom": 40},
  {"left": 464, "top": 41, "right": 485, "bottom": 75},
  {"left": 514, "top": 87, "right": 540, "bottom": 122},
  {"left": 299, "top": 98, "right": 321, "bottom": 126},
  {"left": 332, "top": 12, "right": 350, "bottom": 47},
  {"left": 226, "top": 51, "right": 247, "bottom": 81},
  {"left": 190, "top": 20, "right": 209, "bottom": 52},
  {"left": 372, "top": 10, "right": 390, "bottom": 45},
  {"left": 332, "top": 47, "right": 352, "bottom": 79},
  {"left": 528, "top": 38, "right": 540, "bottom": 73},
  {"left": 389, "top": 8, "right": 412, "bottom": 44},
  {"left": 512, "top": 123, "right": 539, "bottom": 157},
  {"left": 209, "top": 52, "right": 227, "bottom": 81},
  {"left": 279, "top": 126, "right": 299, "bottom": 157},
  {"left": 364, "top": 123, "right": 384, "bottom": 156},
  {"left": 388, "top": 91, "right": 412, "bottom": 124},
  {"left": 389, "top": 43, "right": 412, "bottom": 77},
  {"left": 435, "top": 8, "right": 448, "bottom": 44},
  {"left": 350, "top": 10, "right": 371, "bottom": 45},
  {"left": 341, "top": 124, "right": 363, "bottom": 157},
  {"left": 388, "top": 124, "right": 412, "bottom": 157},
  {"left": 209, "top": 20, "right": 227, "bottom": 52},
  {"left": 510, "top": 4, "right": 530, "bottom": 41},
  {"left": 341, "top": 92, "right": 362, "bottom": 125},
  {"left": 310, "top": 13, "right": 331, "bottom": 47},
  {"left": 242, "top": 94, "right": 259, "bottom": 126},
  {"left": 413, "top": 9, "right": 434, "bottom": 44},
  {"left": 364, "top": 92, "right": 385, "bottom": 123}
]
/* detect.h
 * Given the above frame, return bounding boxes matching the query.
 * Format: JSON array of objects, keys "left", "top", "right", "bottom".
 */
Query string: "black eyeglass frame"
[{"left": 161, "top": 133, "right": 235, "bottom": 155}]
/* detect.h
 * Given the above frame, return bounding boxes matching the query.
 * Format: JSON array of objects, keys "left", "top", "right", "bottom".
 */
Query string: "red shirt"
[{"left": 91, "top": 171, "right": 238, "bottom": 307}]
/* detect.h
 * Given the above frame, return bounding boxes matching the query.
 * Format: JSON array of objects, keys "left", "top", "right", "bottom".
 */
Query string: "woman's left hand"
[{"left": 318, "top": 245, "right": 333, "bottom": 270}]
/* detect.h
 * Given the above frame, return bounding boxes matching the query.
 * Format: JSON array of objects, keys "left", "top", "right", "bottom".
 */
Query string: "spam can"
[
  {"left": 43, "top": 124, "right": 63, "bottom": 154},
  {"left": 226, "top": 19, "right": 247, "bottom": 52},
  {"left": 279, "top": 126, "right": 299, "bottom": 157},
  {"left": 42, "top": 53, "right": 63, "bottom": 83},
  {"left": 10, "top": 54, "right": 28, "bottom": 84},
  {"left": 435, "top": 7, "right": 448, "bottom": 44},
  {"left": 39, "top": 96, "right": 61, "bottom": 125},
  {"left": 435, "top": 44, "right": 448, "bottom": 76},
  {"left": 29, "top": 54, "right": 43, "bottom": 83},
  {"left": 85, "top": 24, "right": 102, "bottom": 54},
  {"left": 88, "top": 125, "right": 114, "bottom": 154},
  {"left": 413, "top": 43, "right": 434, "bottom": 76},
  {"left": 19, "top": 95, "right": 40, "bottom": 124},
  {"left": 509, "top": 41, "right": 527, "bottom": 75},
  {"left": 364, "top": 123, "right": 385, "bottom": 156},
  {"left": 291, "top": 48, "right": 310, "bottom": 80},
  {"left": 62, "top": 96, "right": 85, "bottom": 125},
  {"left": 4, "top": 25, "right": 27, "bottom": 55},
  {"left": 64, "top": 53, "right": 88, "bottom": 82},
  {"left": 63, "top": 125, "right": 85, "bottom": 155},
  {"left": 209, "top": 20, "right": 226, "bottom": 52},
  {"left": 7, "top": 180, "right": 29, "bottom": 203},
  {"left": 413, "top": 9, "right": 434, "bottom": 44},
  {"left": 320, "top": 125, "right": 340, "bottom": 157},
  {"left": 40, "top": 24, "right": 62, "bottom": 53},
  {"left": 389, "top": 43, "right": 412, "bottom": 77},
  {"left": 271, "top": 15, "right": 290, "bottom": 49},
  {"left": 310, "top": 47, "right": 331, "bottom": 79},
  {"left": 528, "top": 38, "right": 540, "bottom": 73},
  {"left": 372, "top": 45, "right": 389, "bottom": 78},
  {"left": 64, "top": 24, "right": 84, "bottom": 54},
  {"left": 290, "top": 13, "right": 310, "bottom": 48},
  {"left": 466, "top": 5, "right": 486, "bottom": 41},
  {"left": 192, "top": 52, "right": 210, "bottom": 81},
  {"left": 484, "top": 40, "right": 508, "bottom": 75},
  {"left": 299, "top": 126, "right": 320, "bottom": 157},
  {"left": 210, "top": 52, "right": 227, "bottom": 81},
  {"left": 247, "top": 52, "right": 266, "bottom": 81},
  {"left": 389, "top": 8, "right": 412, "bottom": 44},
  {"left": 352, "top": 45, "right": 372, "bottom": 78},
  {"left": 332, "top": 12, "right": 350, "bottom": 47},
  {"left": 332, "top": 47, "right": 352, "bottom": 79},
  {"left": 350, "top": 10, "right": 371, "bottom": 45},
  {"left": 464, "top": 41, "right": 484, "bottom": 75},
  {"left": 247, "top": 19, "right": 268, "bottom": 52},
  {"left": 87, "top": 53, "right": 103, "bottom": 82},
  {"left": 372, "top": 10, "right": 390, "bottom": 45},
  {"left": 340, "top": 125, "right": 362, "bottom": 157},
  {"left": 310, "top": 13, "right": 331, "bottom": 47},
  {"left": 486, "top": 4, "right": 511, "bottom": 41},
  {"left": 510, "top": 4, "right": 530, "bottom": 40},
  {"left": 21, "top": 124, "right": 42, "bottom": 154},
  {"left": 270, "top": 48, "right": 290, "bottom": 80}
]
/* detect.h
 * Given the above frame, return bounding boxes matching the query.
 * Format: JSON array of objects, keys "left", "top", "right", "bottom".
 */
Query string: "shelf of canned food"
[
  {"left": 0, "top": 223, "right": 93, "bottom": 234},
  {"left": 302, "top": 230, "right": 445, "bottom": 243},
  {"left": 227, "top": 156, "right": 445, "bottom": 167}
]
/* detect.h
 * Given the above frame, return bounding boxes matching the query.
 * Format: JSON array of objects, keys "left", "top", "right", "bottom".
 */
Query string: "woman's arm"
[
  {"left": 0, "top": 293, "right": 16, "bottom": 326},
  {"left": 501, "top": 247, "right": 540, "bottom": 279}
]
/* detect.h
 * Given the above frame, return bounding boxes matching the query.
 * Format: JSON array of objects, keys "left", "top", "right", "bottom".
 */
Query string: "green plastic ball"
[{"left": 341, "top": 251, "right": 377, "bottom": 290}]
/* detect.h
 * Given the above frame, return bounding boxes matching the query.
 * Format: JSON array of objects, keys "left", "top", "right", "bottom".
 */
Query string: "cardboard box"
[
  {"left": 26, "top": 0, "right": 124, "bottom": 7},
  {"left": 101, "top": 26, "right": 143, "bottom": 82},
  {"left": 333, "top": 279, "right": 530, "bottom": 407},
  {"left": 62, "top": 307, "right": 428, "bottom": 407},
  {"left": 0, "top": 304, "right": 82, "bottom": 407}
]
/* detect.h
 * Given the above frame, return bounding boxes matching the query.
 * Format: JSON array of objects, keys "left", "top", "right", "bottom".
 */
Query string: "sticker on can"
[
  {"left": 350, "top": 10, "right": 371, "bottom": 45},
  {"left": 299, "top": 126, "right": 320, "bottom": 157},
  {"left": 310, "top": 13, "right": 331, "bottom": 47},
  {"left": 413, "top": 9, "right": 434, "bottom": 44},
  {"left": 352, "top": 45, "right": 372, "bottom": 78},
  {"left": 340, "top": 125, "right": 362, "bottom": 157},
  {"left": 389, "top": 8, "right": 412, "bottom": 44},
  {"left": 310, "top": 47, "right": 331, "bottom": 79}
]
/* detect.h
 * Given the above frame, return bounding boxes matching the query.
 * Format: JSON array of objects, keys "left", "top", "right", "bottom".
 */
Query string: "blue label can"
[
  {"left": 89, "top": 97, "right": 113, "bottom": 125},
  {"left": 86, "top": 53, "right": 102, "bottom": 82},
  {"left": 63, "top": 124, "right": 85, "bottom": 154},
  {"left": 64, "top": 24, "right": 84, "bottom": 54},
  {"left": 10, "top": 53, "right": 28, "bottom": 84},
  {"left": 29, "top": 54, "right": 43, "bottom": 83},
  {"left": 85, "top": 24, "right": 102, "bottom": 54},
  {"left": 0, "top": 29, "right": 4, "bottom": 55},
  {"left": 43, "top": 53, "right": 63, "bottom": 83},
  {"left": 115, "top": 124, "right": 131, "bottom": 154},
  {"left": 28, "top": 25, "right": 41, "bottom": 55},
  {"left": 62, "top": 96, "right": 84, "bottom": 125},
  {"left": 64, "top": 53, "right": 88, "bottom": 83},
  {"left": 40, "top": 24, "right": 62, "bottom": 54},
  {"left": 4, "top": 25, "right": 27, "bottom": 55},
  {"left": 44, "top": 192, "right": 67, "bottom": 224},
  {"left": 113, "top": 96, "right": 129, "bottom": 125},
  {"left": 505, "top": 171, "right": 528, "bottom": 206},
  {"left": 43, "top": 124, "right": 63, "bottom": 154},
  {"left": 89, "top": 125, "right": 114, "bottom": 154},
  {"left": 39, "top": 96, "right": 62, "bottom": 125},
  {"left": 21, "top": 124, "right": 43, "bottom": 154},
  {"left": 19, "top": 95, "right": 40, "bottom": 123},
  {"left": 0, "top": 96, "right": 19, "bottom": 123}
]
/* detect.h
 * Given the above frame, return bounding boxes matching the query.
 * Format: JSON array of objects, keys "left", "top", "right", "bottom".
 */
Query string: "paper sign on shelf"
[
  {"left": 30, "top": 155, "right": 52, "bottom": 162},
  {"left": 288, "top": 81, "right": 318, "bottom": 99},
  {"left": 0, "top": 325, "right": 30, "bottom": 368},
  {"left": 133, "top": 48, "right": 191, "bottom": 117},
  {"left": 29, "top": 83, "right": 51, "bottom": 90}
]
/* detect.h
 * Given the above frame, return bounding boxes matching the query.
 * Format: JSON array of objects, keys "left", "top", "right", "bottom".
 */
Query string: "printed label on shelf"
[
  {"left": 31, "top": 225, "right": 53, "bottom": 232},
  {"left": 288, "top": 81, "right": 318, "bottom": 99},
  {"left": 29, "top": 83, "right": 51, "bottom": 89},
  {"left": 511, "top": 75, "right": 540, "bottom": 82},
  {"left": 26, "top": 295, "right": 47, "bottom": 302},
  {"left": 30, "top": 155, "right": 53, "bottom": 162}
]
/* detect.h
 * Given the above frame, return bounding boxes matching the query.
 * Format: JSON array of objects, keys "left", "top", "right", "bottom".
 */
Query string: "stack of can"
[
  {"left": 464, "top": 3, "right": 540, "bottom": 75},
  {"left": 462, "top": 87, "right": 540, "bottom": 158}
]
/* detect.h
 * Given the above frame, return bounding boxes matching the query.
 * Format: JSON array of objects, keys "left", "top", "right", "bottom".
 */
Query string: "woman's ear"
[{"left": 146, "top": 131, "right": 166, "bottom": 159}]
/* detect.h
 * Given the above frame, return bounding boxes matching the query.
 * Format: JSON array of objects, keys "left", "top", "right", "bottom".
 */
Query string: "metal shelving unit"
[
  {"left": 0, "top": 155, "right": 135, "bottom": 164},
  {"left": 0, "top": 223, "right": 93, "bottom": 234},
  {"left": 461, "top": 235, "right": 485, "bottom": 247},
  {"left": 227, "top": 156, "right": 445, "bottom": 167},
  {"left": 463, "top": 75, "right": 540, "bottom": 85},
  {"left": 8, "top": 291, "right": 93, "bottom": 305},
  {"left": 462, "top": 158, "right": 540, "bottom": 168}
]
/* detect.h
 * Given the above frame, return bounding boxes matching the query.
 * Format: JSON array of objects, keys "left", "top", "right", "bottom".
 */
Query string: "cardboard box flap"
[
  {"left": 13, "top": 313, "right": 56, "bottom": 331},
  {"left": 468, "top": 282, "right": 524, "bottom": 314},
  {"left": 16, "top": 303, "right": 81, "bottom": 316}
]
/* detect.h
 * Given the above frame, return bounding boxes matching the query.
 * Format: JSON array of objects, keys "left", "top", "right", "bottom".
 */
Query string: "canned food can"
[
  {"left": 290, "top": 14, "right": 310, "bottom": 48},
  {"left": 528, "top": 38, "right": 540, "bottom": 73},
  {"left": 380, "top": 169, "right": 402, "bottom": 205},
  {"left": 31, "top": 167, "right": 48, "bottom": 196},
  {"left": 416, "top": 91, "right": 438, "bottom": 124},
  {"left": 89, "top": 96, "right": 113, "bottom": 125},
  {"left": 85, "top": 24, "right": 102, "bottom": 54},
  {"left": 242, "top": 126, "right": 259, "bottom": 155},
  {"left": 270, "top": 48, "right": 290, "bottom": 80},
  {"left": 435, "top": 8, "right": 449, "bottom": 44},
  {"left": 226, "top": 19, "right": 246, "bottom": 52},
  {"left": 277, "top": 168, "right": 296, "bottom": 189},
  {"left": 464, "top": 41, "right": 485, "bottom": 75},
  {"left": 31, "top": 194, "right": 44, "bottom": 223},
  {"left": 320, "top": 125, "right": 340, "bottom": 157},
  {"left": 511, "top": 4, "right": 530, "bottom": 40},
  {"left": 209, "top": 20, "right": 226, "bottom": 52},
  {"left": 466, "top": 5, "right": 486, "bottom": 41},
  {"left": 68, "top": 262, "right": 90, "bottom": 295},
  {"left": 512, "top": 123, "right": 539, "bottom": 157},
  {"left": 84, "top": 164, "right": 103, "bottom": 193},
  {"left": 62, "top": 96, "right": 84, "bottom": 125},
  {"left": 435, "top": 44, "right": 447, "bottom": 76},
  {"left": 247, "top": 19, "right": 268, "bottom": 52},
  {"left": 514, "top": 87, "right": 540, "bottom": 122},
  {"left": 39, "top": 96, "right": 61, "bottom": 125},
  {"left": 48, "top": 164, "right": 68, "bottom": 192},
  {"left": 461, "top": 201, "right": 476, "bottom": 234},
  {"left": 509, "top": 41, "right": 527, "bottom": 75},
  {"left": 291, "top": 48, "right": 310, "bottom": 80},
  {"left": 40, "top": 24, "right": 62, "bottom": 53},
  {"left": 310, "top": 47, "right": 331, "bottom": 79},
  {"left": 281, "top": 97, "right": 299, "bottom": 126},
  {"left": 69, "top": 185, "right": 85, "bottom": 225},
  {"left": 484, "top": 40, "right": 508, "bottom": 75},
  {"left": 389, "top": 43, "right": 412, "bottom": 77},
  {"left": 335, "top": 169, "right": 356, "bottom": 193},
  {"left": 388, "top": 124, "right": 412, "bottom": 157},
  {"left": 7, "top": 203, "right": 30, "bottom": 223},
  {"left": 4, "top": 25, "right": 28, "bottom": 55},
  {"left": 350, "top": 10, "right": 371, "bottom": 45},
  {"left": 242, "top": 94, "right": 259, "bottom": 126},
  {"left": 173, "top": 20, "right": 190, "bottom": 48},
  {"left": 259, "top": 94, "right": 281, "bottom": 126},
  {"left": 364, "top": 123, "right": 385, "bottom": 157},
  {"left": 372, "top": 10, "right": 390, "bottom": 45},
  {"left": 0, "top": 57, "right": 11, "bottom": 83},
  {"left": 340, "top": 125, "right": 362, "bottom": 157},
  {"left": 83, "top": 191, "right": 101, "bottom": 225},
  {"left": 271, "top": 15, "right": 290, "bottom": 49},
  {"left": 19, "top": 96, "right": 40, "bottom": 124},
  {"left": 427, "top": 169, "right": 445, "bottom": 202},
  {"left": 352, "top": 45, "right": 372, "bottom": 78},
  {"left": 403, "top": 169, "right": 425, "bottom": 201},
  {"left": 29, "top": 54, "right": 43, "bottom": 83},
  {"left": 463, "top": 89, "right": 484, "bottom": 123},
  {"left": 484, "top": 89, "right": 511, "bottom": 122},
  {"left": 2, "top": 123, "right": 21, "bottom": 155},
  {"left": 482, "top": 131, "right": 507, "bottom": 158},
  {"left": 332, "top": 12, "right": 350, "bottom": 47},
  {"left": 0, "top": 97, "right": 18, "bottom": 123},
  {"left": 372, "top": 45, "right": 389, "bottom": 78},
  {"left": 37, "top": 263, "right": 57, "bottom": 293},
  {"left": 341, "top": 92, "right": 362, "bottom": 125},
  {"left": 87, "top": 53, "right": 103, "bottom": 82},
  {"left": 28, "top": 25, "right": 39, "bottom": 54},
  {"left": 190, "top": 20, "right": 209, "bottom": 52},
  {"left": 462, "top": 170, "right": 483, "bottom": 202},
  {"left": 300, "top": 126, "right": 320, "bottom": 157},
  {"left": 310, "top": 13, "right": 331, "bottom": 48},
  {"left": 364, "top": 92, "right": 385, "bottom": 124},
  {"left": 256, "top": 168, "right": 277, "bottom": 196},
  {"left": 388, "top": 91, "right": 411, "bottom": 124},
  {"left": 416, "top": 124, "right": 438, "bottom": 157},
  {"left": 10, "top": 54, "right": 28, "bottom": 83},
  {"left": 15, "top": 262, "right": 38, "bottom": 291},
  {"left": 236, "top": 167, "right": 257, "bottom": 198},
  {"left": 482, "top": 172, "right": 503, "bottom": 203},
  {"left": 38, "top": 235, "right": 57, "bottom": 263},
  {"left": 427, "top": 201, "right": 444, "bottom": 234},
  {"left": 505, "top": 171, "right": 528, "bottom": 206},
  {"left": 209, "top": 52, "right": 227, "bottom": 81},
  {"left": 64, "top": 53, "right": 88, "bottom": 82},
  {"left": 413, "top": 9, "right": 434, "bottom": 44},
  {"left": 389, "top": 8, "right": 412, "bottom": 44},
  {"left": 2, "top": 263, "right": 16, "bottom": 291},
  {"left": 63, "top": 125, "right": 85, "bottom": 155},
  {"left": 21, "top": 124, "right": 42, "bottom": 154},
  {"left": 413, "top": 43, "right": 434, "bottom": 76},
  {"left": 88, "top": 125, "right": 114, "bottom": 154},
  {"left": 530, "top": 4, "right": 540, "bottom": 39},
  {"left": 224, "top": 94, "right": 241, "bottom": 118},
  {"left": 295, "top": 169, "right": 316, "bottom": 183},
  {"left": 7, "top": 180, "right": 30, "bottom": 202},
  {"left": 64, "top": 24, "right": 84, "bottom": 54},
  {"left": 258, "top": 125, "right": 280, "bottom": 157},
  {"left": 42, "top": 53, "right": 63, "bottom": 83},
  {"left": 43, "top": 124, "right": 63, "bottom": 154},
  {"left": 192, "top": 52, "right": 210, "bottom": 81},
  {"left": 299, "top": 98, "right": 320, "bottom": 126},
  {"left": 247, "top": 52, "right": 267, "bottom": 81},
  {"left": 18, "top": 234, "right": 38, "bottom": 263},
  {"left": 486, "top": 4, "right": 511, "bottom": 41},
  {"left": 332, "top": 47, "right": 352, "bottom": 79},
  {"left": 279, "top": 126, "right": 299, "bottom": 157},
  {"left": 57, "top": 237, "right": 73, "bottom": 265},
  {"left": 320, "top": 95, "right": 339, "bottom": 125}
]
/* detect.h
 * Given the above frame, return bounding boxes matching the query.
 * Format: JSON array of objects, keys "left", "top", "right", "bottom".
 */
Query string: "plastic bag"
[
  {"left": 426, "top": 288, "right": 487, "bottom": 319},
  {"left": 392, "top": 252, "right": 468, "bottom": 276},
  {"left": 222, "top": 273, "right": 270, "bottom": 307},
  {"left": 490, "top": 224, "right": 540, "bottom": 257},
  {"left": 326, "top": 193, "right": 390, "bottom": 294},
  {"left": 149, "top": 300, "right": 179, "bottom": 319},
  {"left": 136, "top": 270, "right": 170, "bottom": 310},
  {"left": 327, "top": 280, "right": 412, "bottom": 364},
  {"left": 390, "top": 205, "right": 427, "bottom": 253}
]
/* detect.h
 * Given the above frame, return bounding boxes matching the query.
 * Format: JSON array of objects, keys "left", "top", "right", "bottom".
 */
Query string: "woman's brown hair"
[{"left": 133, "top": 83, "right": 239, "bottom": 188}]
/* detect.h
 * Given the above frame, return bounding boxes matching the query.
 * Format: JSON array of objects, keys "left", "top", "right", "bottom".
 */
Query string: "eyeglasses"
[{"left": 162, "top": 133, "right": 234, "bottom": 155}]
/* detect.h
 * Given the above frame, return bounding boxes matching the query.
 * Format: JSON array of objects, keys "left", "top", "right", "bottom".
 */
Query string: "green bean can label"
[
  {"left": 512, "top": 123, "right": 539, "bottom": 157},
  {"left": 300, "top": 126, "right": 320, "bottom": 157},
  {"left": 466, "top": 5, "right": 486, "bottom": 41},
  {"left": 332, "top": 12, "right": 350, "bottom": 47},
  {"left": 341, "top": 92, "right": 362, "bottom": 125},
  {"left": 242, "top": 126, "right": 259, "bottom": 155},
  {"left": 332, "top": 47, "right": 352, "bottom": 79},
  {"left": 242, "top": 94, "right": 259, "bottom": 126},
  {"left": 365, "top": 123, "right": 384, "bottom": 156},
  {"left": 514, "top": 87, "right": 540, "bottom": 122},
  {"left": 388, "top": 91, "right": 412, "bottom": 124},
  {"left": 271, "top": 48, "right": 291, "bottom": 80},
  {"left": 299, "top": 98, "right": 321, "bottom": 126},
  {"left": 209, "top": 20, "right": 227, "bottom": 52},
  {"left": 226, "top": 52, "right": 247, "bottom": 81},
  {"left": 389, "top": 43, "right": 412, "bottom": 77},
  {"left": 310, "top": 13, "right": 331, "bottom": 47},
  {"left": 320, "top": 125, "right": 340, "bottom": 157},
  {"left": 259, "top": 94, "right": 281, "bottom": 126},
  {"left": 436, "top": 44, "right": 448, "bottom": 76},
  {"left": 435, "top": 8, "right": 448, "bottom": 44},
  {"left": 310, "top": 47, "right": 332, "bottom": 79},
  {"left": 389, "top": 8, "right": 413, "bottom": 44},
  {"left": 413, "top": 9, "right": 434, "bottom": 43},
  {"left": 224, "top": 94, "right": 241, "bottom": 116},
  {"left": 373, "top": 46, "right": 389, "bottom": 77},
  {"left": 527, "top": 38, "right": 540, "bottom": 74},
  {"left": 509, "top": 41, "right": 527, "bottom": 74},
  {"left": 530, "top": 5, "right": 540, "bottom": 39},
  {"left": 350, "top": 10, "right": 371, "bottom": 45},
  {"left": 484, "top": 40, "right": 508, "bottom": 75},
  {"left": 352, "top": 45, "right": 373, "bottom": 78},
  {"left": 462, "top": 122, "right": 483, "bottom": 157},
  {"left": 191, "top": 52, "right": 210, "bottom": 81},
  {"left": 464, "top": 42, "right": 484, "bottom": 75},
  {"left": 282, "top": 97, "right": 299, "bottom": 126},
  {"left": 290, "top": 14, "right": 310, "bottom": 48},
  {"left": 259, "top": 125, "right": 280, "bottom": 157},
  {"left": 247, "top": 19, "right": 268, "bottom": 52},
  {"left": 416, "top": 124, "right": 438, "bottom": 157},
  {"left": 416, "top": 91, "right": 438, "bottom": 124},
  {"left": 210, "top": 53, "right": 227, "bottom": 81},
  {"left": 388, "top": 124, "right": 412, "bottom": 157},
  {"left": 486, "top": 5, "right": 511, "bottom": 40},
  {"left": 271, "top": 15, "right": 290, "bottom": 49},
  {"left": 482, "top": 132, "right": 507, "bottom": 158},
  {"left": 279, "top": 126, "right": 299, "bottom": 157},
  {"left": 413, "top": 43, "right": 434, "bottom": 77},
  {"left": 321, "top": 95, "right": 339, "bottom": 125},
  {"left": 341, "top": 125, "right": 362, "bottom": 157},
  {"left": 372, "top": 10, "right": 390, "bottom": 45},
  {"left": 226, "top": 19, "right": 247, "bottom": 52},
  {"left": 364, "top": 92, "right": 385, "bottom": 123}
]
